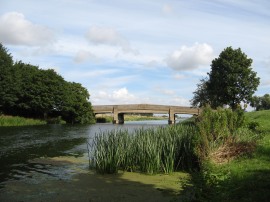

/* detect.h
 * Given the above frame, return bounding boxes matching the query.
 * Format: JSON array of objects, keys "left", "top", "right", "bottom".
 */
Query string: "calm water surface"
[{"left": 0, "top": 120, "right": 171, "bottom": 189}]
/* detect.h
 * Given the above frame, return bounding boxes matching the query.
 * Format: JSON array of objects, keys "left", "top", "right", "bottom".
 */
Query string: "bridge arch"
[{"left": 92, "top": 104, "right": 200, "bottom": 124}]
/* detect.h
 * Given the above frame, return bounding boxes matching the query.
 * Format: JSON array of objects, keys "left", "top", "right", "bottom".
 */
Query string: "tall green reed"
[{"left": 89, "top": 124, "right": 199, "bottom": 174}]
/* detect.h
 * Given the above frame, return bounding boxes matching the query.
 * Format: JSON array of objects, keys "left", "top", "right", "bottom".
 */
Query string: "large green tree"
[
  {"left": 61, "top": 82, "right": 95, "bottom": 124},
  {"left": 0, "top": 44, "right": 16, "bottom": 113},
  {"left": 192, "top": 47, "right": 260, "bottom": 109},
  {"left": 0, "top": 43, "right": 95, "bottom": 124}
]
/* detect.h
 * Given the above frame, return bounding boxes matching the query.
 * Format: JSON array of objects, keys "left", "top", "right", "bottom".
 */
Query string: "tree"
[
  {"left": 250, "top": 94, "right": 270, "bottom": 111},
  {"left": 0, "top": 44, "right": 15, "bottom": 113},
  {"left": 192, "top": 47, "right": 260, "bottom": 109},
  {"left": 0, "top": 43, "right": 95, "bottom": 124},
  {"left": 190, "top": 78, "right": 210, "bottom": 107},
  {"left": 61, "top": 82, "right": 95, "bottom": 124}
]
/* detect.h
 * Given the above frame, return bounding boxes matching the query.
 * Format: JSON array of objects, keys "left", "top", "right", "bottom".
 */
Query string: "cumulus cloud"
[
  {"left": 0, "top": 12, "right": 55, "bottom": 46},
  {"left": 85, "top": 26, "right": 138, "bottom": 55},
  {"left": 166, "top": 43, "right": 214, "bottom": 71},
  {"left": 73, "top": 50, "right": 98, "bottom": 63},
  {"left": 92, "top": 87, "right": 137, "bottom": 104}
]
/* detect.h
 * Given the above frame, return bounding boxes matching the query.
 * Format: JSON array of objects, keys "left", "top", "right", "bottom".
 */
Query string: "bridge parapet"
[{"left": 92, "top": 104, "right": 199, "bottom": 124}]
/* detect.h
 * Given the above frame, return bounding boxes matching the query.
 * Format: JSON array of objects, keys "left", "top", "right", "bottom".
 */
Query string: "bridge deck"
[
  {"left": 93, "top": 104, "right": 199, "bottom": 124},
  {"left": 93, "top": 104, "right": 199, "bottom": 114}
]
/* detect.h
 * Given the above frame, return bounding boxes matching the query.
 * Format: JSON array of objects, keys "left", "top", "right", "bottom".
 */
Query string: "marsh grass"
[
  {"left": 0, "top": 115, "right": 46, "bottom": 126},
  {"left": 89, "top": 124, "right": 199, "bottom": 174}
]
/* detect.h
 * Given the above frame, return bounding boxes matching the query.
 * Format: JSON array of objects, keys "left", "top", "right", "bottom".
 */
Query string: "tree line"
[{"left": 0, "top": 43, "right": 95, "bottom": 124}]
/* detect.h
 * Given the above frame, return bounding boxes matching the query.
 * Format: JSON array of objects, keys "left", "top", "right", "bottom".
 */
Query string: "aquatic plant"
[{"left": 88, "top": 124, "right": 199, "bottom": 174}]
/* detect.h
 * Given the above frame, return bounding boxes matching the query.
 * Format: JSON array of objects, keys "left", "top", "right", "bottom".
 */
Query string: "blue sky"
[{"left": 1, "top": 0, "right": 270, "bottom": 106}]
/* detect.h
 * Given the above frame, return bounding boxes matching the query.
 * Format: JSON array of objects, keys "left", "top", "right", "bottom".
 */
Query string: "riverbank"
[
  {"left": 0, "top": 115, "right": 46, "bottom": 126},
  {"left": 188, "top": 110, "right": 270, "bottom": 201}
]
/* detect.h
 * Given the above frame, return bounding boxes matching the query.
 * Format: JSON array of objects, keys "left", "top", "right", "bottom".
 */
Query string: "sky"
[{"left": 0, "top": 0, "right": 270, "bottom": 107}]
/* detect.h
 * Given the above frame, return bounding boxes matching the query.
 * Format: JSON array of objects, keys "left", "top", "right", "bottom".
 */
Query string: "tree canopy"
[
  {"left": 250, "top": 94, "right": 270, "bottom": 111},
  {"left": 191, "top": 47, "right": 260, "bottom": 109},
  {"left": 0, "top": 43, "right": 95, "bottom": 124}
]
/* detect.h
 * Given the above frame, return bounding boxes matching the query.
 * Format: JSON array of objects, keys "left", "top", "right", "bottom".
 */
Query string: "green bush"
[{"left": 195, "top": 106, "right": 246, "bottom": 159}]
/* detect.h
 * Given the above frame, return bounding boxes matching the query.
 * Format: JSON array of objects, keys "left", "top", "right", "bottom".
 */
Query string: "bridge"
[{"left": 92, "top": 104, "right": 200, "bottom": 124}]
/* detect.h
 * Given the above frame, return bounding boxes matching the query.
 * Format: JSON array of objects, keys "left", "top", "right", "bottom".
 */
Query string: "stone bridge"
[{"left": 92, "top": 104, "right": 200, "bottom": 124}]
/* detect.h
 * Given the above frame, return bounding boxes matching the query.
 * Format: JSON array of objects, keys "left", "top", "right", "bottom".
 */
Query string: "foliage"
[
  {"left": 0, "top": 43, "right": 95, "bottom": 124},
  {"left": 190, "top": 78, "right": 210, "bottom": 107},
  {"left": 250, "top": 94, "right": 270, "bottom": 111},
  {"left": 0, "top": 115, "right": 46, "bottom": 126},
  {"left": 195, "top": 106, "right": 246, "bottom": 159},
  {"left": 184, "top": 110, "right": 270, "bottom": 202},
  {"left": 88, "top": 124, "right": 199, "bottom": 174},
  {"left": 61, "top": 82, "right": 96, "bottom": 124},
  {"left": 191, "top": 47, "right": 260, "bottom": 109}
]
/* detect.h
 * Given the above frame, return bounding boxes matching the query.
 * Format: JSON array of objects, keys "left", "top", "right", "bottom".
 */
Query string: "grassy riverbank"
[
  {"left": 188, "top": 110, "right": 270, "bottom": 201},
  {"left": 0, "top": 115, "right": 46, "bottom": 126},
  {"left": 90, "top": 108, "right": 270, "bottom": 201}
]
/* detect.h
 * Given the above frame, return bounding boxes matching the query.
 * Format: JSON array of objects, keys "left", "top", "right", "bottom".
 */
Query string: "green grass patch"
[
  {"left": 187, "top": 110, "right": 270, "bottom": 202},
  {"left": 0, "top": 115, "right": 46, "bottom": 126}
]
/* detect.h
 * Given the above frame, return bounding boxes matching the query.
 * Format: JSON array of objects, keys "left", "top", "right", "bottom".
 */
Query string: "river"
[
  {"left": 0, "top": 119, "right": 189, "bottom": 201},
  {"left": 0, "top": 121, "right": 171, "bottom": 185}
]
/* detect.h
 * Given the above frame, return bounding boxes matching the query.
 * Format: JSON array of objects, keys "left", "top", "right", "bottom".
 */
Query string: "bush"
[{"left": 195, "top": 106, "right": 246, "bottom": 159}]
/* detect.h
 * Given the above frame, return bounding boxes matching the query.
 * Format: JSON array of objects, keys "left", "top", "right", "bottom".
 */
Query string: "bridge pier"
[
  {"left": 168, "top": 109, "right": 175, "bottom": 124},
  {"left": 113, "top": 107, "right": 124, "bottom": 124}
]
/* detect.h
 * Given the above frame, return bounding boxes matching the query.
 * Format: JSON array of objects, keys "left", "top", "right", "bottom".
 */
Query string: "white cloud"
[
  {"left": 73, "top": 50, "right": 98, "bottom": 63},
  {"left": 162, "top": 4, "right": 173, "bottom": 14},
  {"left": 85, "top": 26, "right": 138, "bottom": 55},
  {"left": 91, "top": 87, "right": 191, "bottom": 107},
  {"left": 0, "top": 12, "right": 55, "bottom": 46},
  {"left": 166, "top": 43, "right": 214, "bottom": 71},
  {"left": 92, "top": 87, "right": 136, "bottom": 104}
]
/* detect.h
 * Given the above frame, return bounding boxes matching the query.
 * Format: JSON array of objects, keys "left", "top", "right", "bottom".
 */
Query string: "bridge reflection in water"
[{"left": 92, "top": 104, "right": 200, "bottom": 124}]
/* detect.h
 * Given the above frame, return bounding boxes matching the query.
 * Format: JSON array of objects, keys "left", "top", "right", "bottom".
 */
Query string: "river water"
[{"left": 0, "top": 121, "right": 171, "bottom": 188}]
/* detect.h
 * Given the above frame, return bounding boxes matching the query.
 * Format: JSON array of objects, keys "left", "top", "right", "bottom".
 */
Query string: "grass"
[
  {"left": 0, "top": 115, "right": 46, "bottom": 126},
  {"left": 188, "top": 110, "right": 270, "bottom": 202}
]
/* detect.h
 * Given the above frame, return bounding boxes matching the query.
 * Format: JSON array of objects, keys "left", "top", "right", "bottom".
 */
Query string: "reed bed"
[
  {"left": 0, "top": 115, "right": 46, "bottom": 126},
  {"left": 88, "top": 124, "right": 199, "bottom": 174}
]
